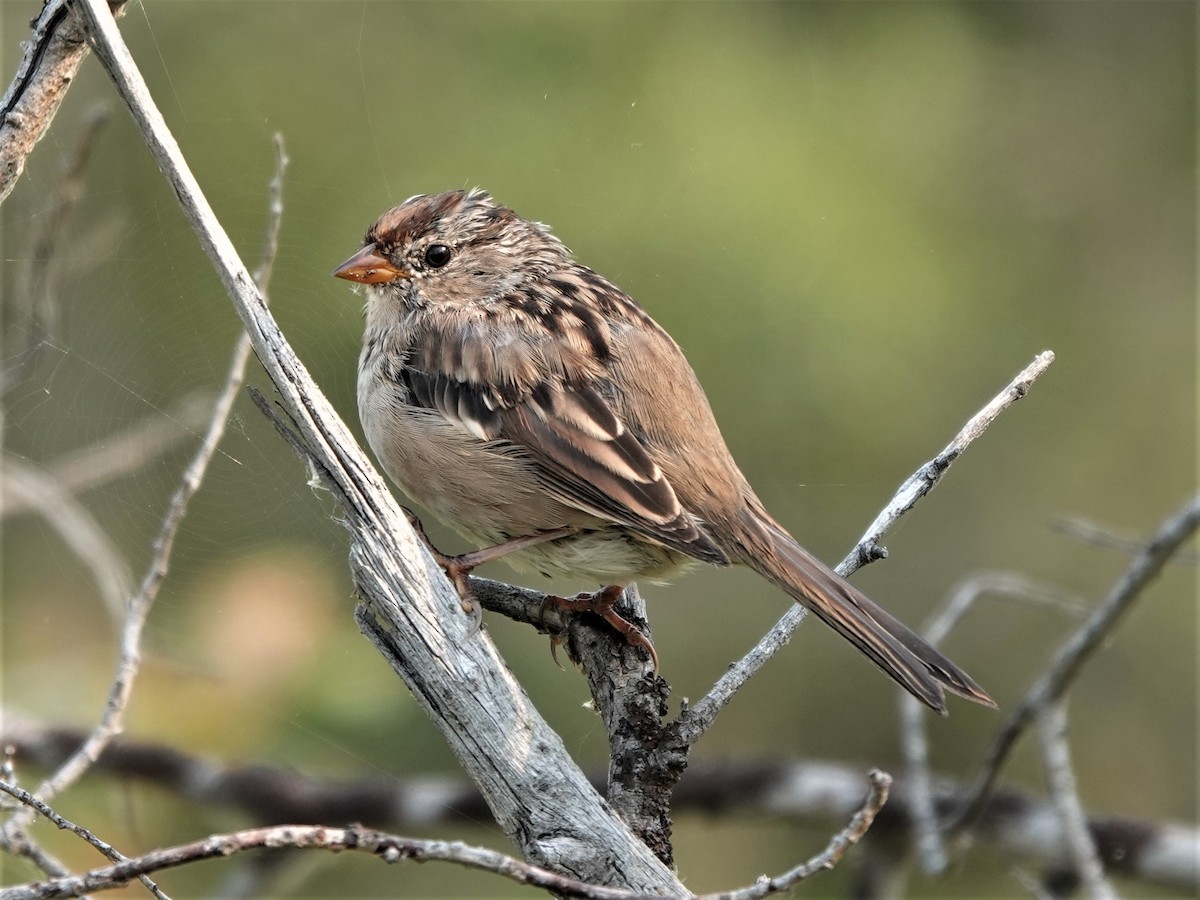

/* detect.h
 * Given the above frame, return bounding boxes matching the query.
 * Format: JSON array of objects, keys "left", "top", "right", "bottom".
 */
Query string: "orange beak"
[{"left": 332, "top": 244, "right": 407, "bottom": 284}]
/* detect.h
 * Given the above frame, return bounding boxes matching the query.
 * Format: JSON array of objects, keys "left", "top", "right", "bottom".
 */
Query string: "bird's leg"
[
  {"left": 545, "top": 584, "right": 659, "bottom": 671},
  {"left": 403, "top": 509, "right": 578, "bottom": 627}
]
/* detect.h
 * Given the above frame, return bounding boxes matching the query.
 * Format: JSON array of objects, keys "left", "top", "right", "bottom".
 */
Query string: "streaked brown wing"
[{"left": 398, "top": 331, "right": 728, "bottom": 566}]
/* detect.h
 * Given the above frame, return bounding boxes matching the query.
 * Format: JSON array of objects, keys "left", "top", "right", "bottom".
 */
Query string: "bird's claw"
[{"left": 546, "top": 584, "right": 659, "bottom": 671}]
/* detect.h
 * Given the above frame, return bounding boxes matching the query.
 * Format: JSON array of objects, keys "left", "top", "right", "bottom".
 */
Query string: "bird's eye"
[{"left": 424, "top": 244, "right": 452, "bottom": 269}]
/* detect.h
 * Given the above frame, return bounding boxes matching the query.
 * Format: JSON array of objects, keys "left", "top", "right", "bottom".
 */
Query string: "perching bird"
[{"left": 334, "top": 189, "right": 994, "bottom": 714}]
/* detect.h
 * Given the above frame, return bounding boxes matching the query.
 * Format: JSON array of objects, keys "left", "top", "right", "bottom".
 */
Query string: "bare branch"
[
  {"left": 1053, "top": 516, "right": 1199, "bottom": 567},
  {"left": 698, "top": 770, "right": 891, "bottom": 900},
  {"left": 842, "top": 351, "right": 1056, "bottom": 571},
  {"left": 0, "top": 1, "right": 128, "bottom": 206},
  {"left": 0, "top": 824, "right": 643, "bottom": 900},
  {"left": 0, "top": 458, "right": 131, "bottom": 618},
  {"left": 7, "top": 724, "right": 1196, "bottom": 893},
  {"left": 1, "top": 395, "right": 215, "bottom": 519},
  {"left": 1035, "top": 702, "right": 1119, "bottom": 900},
  {"left": 952, "top": 492, "right": 1200, "bottom": 832},
  {"left": 0, "top": 761, "right": 888, "bottom": 900},
  {"left": 672, "top": 351, "right": 1057, "bottom": 746},
  {"left": 2, "top": 104, "right": 107, "bottom": 395},
  {"left": 10, "top": 136, "right": 287, "bottom": 822},
  {"left": 0, "top": 780, "right": 169, "bottom": 900},
  {"left": 900, "top": 572, "right": 1089, "bottom": 874},
  {"left": 68, "top": 3, "right": 684, "bottom": 887},
  {"left": 560, "top": 586, "right": 679, "bottom": 862}
]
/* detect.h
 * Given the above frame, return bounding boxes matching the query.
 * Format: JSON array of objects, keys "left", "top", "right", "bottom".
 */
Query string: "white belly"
[{"left": 358, "top": 372, "right": 694, "bottom": 584}]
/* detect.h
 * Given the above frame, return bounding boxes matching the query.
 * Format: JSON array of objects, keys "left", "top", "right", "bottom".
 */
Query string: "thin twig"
[
  {"left": 1, "top": 137, "right": 288, "bottom": 836},
  {"left": 0, "top": 781, "right": 170, "bottom": 900},
  {"left": 7, "top": 722, "right": 1196, "bottom": 893},
  {"left": 0, "top": 394, "right": 215, "bottom": 518},
  {"left": 842, "top": 351, "right": 1057, "bottom": 572},
  {"left": 0, "top": 772, "right": 888, "bottom": 900},
  {"left": 71, "top": 2, "right": 685, "bottom": 887},
  {"left": 900, "top": 572, "right": 1089, "bottom": 874},
  {"left": 1053, "top": 516, "right": 1199, "bottom": 567},
  {"left": 0, "top": 459, "right": 132, "bottom": 619},
  {"left": 2, "top": 105, "right": 107, "bottom": 395},
  {"left": 672, "top": 352, "right": 1056, "bottom": 746},
  {"left": 1035, "top": 701, "right": 1119, "bottom": 900},
  {"left": 951, "top": 492, "right": 1200, "bottom": 832},
  {"left": 698, "top": 770, "right": 891, "bottom": 900},
  {"left": 0, "top": 824, "right": 640, "bottom": 900}
]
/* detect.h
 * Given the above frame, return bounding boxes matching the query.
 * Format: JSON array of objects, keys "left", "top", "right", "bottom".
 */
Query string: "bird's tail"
[{"left": 733, "top": 507, "right": 995, "bottom": 715}]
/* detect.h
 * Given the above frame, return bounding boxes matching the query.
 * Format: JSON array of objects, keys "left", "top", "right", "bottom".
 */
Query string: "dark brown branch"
[{"left": 561, "top": 586, "right": 680, "bottom": 864}]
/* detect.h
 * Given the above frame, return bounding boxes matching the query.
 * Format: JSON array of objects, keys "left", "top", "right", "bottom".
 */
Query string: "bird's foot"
[
  {"left": 546, "top": 584, "right": 659, "bottom": 671},
  {"left": 403, "top": 509, "right": 579, "bottom": 632}
]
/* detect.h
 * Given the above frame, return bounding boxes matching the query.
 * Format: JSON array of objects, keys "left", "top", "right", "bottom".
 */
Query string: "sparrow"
[{"left": 334, "top": 189, "right": 994, "bottom": 714}]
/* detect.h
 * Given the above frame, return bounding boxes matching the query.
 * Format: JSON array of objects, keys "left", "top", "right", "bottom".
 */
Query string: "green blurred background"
[{"left": 2, "top": 2, "right": 1195, "bottom": 896}]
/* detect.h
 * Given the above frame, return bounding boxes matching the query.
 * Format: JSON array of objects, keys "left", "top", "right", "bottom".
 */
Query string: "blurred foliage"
[{"left": 1, "top": 1, "right": 1194, "bottom": 897}]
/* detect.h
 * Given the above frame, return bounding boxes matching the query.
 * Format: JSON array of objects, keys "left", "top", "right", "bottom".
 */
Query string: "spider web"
[{"left": 1, "top": 3, "right": 1196, "bottom": 896}]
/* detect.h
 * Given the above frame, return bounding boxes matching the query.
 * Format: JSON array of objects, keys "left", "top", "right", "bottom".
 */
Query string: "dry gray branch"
[
  {"left": 0, "top": 130, "right": 289, "bottom": 900},
  {"left": 952, "top": 492, "right": 1200, "bottom": 832},
  {"left": 842, "top": 351, "right": 1056, "bottom": 571},
  {"left": 0, "top": 780, "right": 169, "bottom": 900},
  {"left": 900, "top": 572, "right": 1089, "bottom": 875},
  {"left": 670, "top": 351, "right": 1056, "bottom": 748},
  {"left": 1035, "top": 701, "right": 1118, "bottom": 900},
  {"left": 1, "top": 394, "right": 214, "bottom": 520},
  {"left": 0, "top": 764, "right": 888, "bottom": 900},
  {"left": 0, "top": 1, "right": 127, "bottom": 206},
  {"left": 71, "top": 0, "right": 682, "bottom": 888},
  {"left": 9, "top": 724, "right": 1195, "bottom": 894},
  {"left": 698, "top": 770, "right": 891, "bottom": 900}
]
